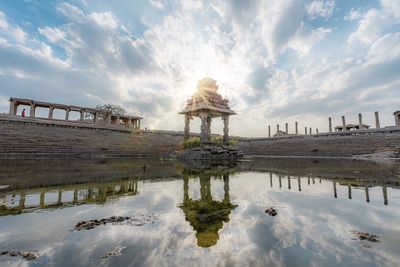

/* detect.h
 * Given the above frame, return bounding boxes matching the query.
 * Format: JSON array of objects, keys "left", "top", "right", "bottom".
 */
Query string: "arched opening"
[
  {"left": 52, "top": 109, "right": 67, "bottom": 120},
  {"left": 68, "top": 111, "right": 81, "bottom": 122},
  {"left": 16, "top": 105, "right": 31, "bottom": 117},
  {"left": 34, "top": 107, "right": 50, "bottom": 119}
]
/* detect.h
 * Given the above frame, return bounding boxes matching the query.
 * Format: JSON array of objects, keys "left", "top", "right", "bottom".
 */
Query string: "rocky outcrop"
[{"left": 172, "top": 145, "right": 244, "bottom": 162}]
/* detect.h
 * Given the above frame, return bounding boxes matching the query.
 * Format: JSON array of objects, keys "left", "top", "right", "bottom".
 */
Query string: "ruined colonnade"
[{"left": 8, "top": 97, "right": 141, "bottom": 130}]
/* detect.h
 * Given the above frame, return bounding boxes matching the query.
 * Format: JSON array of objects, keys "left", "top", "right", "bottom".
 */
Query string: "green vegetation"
[
  {"left": 181, "top": 137, "right": 237, "bottom": 149},
  {"left": 181, "top": 137, "right": 201, "bottom": 149}
]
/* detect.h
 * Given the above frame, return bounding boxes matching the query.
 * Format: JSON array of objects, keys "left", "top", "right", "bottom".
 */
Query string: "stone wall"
[
  {"left": 0, "top": 116, "right": 183, "bottom": 159},
  {"left": 1, "top": 115, "right": 400, "bottom": 158},
  {"left": 236, "top": 130, "right": 400, "bottom": 157}
]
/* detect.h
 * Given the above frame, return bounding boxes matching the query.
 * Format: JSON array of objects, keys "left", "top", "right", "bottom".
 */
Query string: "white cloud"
[
  {"left": 88, "top": 12, "right": 118, "bottom": 30},
  {"left": 307, "top": 0, "right": 335, "bottom": 19},
  {"left": 289, "top": 26, "right": 331, "bottom": 56},
  {"left": 149, "top": 0, "right": 165, "bottom": 10},
  {"left": 0, "top": 11, "right": 27, "bottom": 44},
  {"left": 344, "top": 8, "right": 363, "bottom": 21}
]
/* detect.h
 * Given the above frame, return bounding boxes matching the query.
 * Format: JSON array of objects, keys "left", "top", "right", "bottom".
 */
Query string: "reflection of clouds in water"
[{"left": 0, "top": 172, "right": 400, "bottom": 266}]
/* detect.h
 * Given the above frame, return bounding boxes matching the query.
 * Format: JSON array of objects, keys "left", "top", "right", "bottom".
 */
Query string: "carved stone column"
[
  {"left": 65, "top": 108, "right": 70, "bottom": 121},
  {"left": 375, "top": 111, "right": 380, "bottom": 128},
  {"left": 358, "top": 113, "right": 362, "bottom": 130},
  {"left": 285, "top": 123, "right": 288, "bottom": 134},
  {"left": 199, "top": 113, "right": 207, "bottom": 142},
  {"left": 80, "top": 110, "right": 85, "bottom": 121},
  {"left": 342, "top": 116, "right": 346, "bottom": 131},
  {"left": 9, "top": 100, "right": 16, "bottom": 115},
  {"left": 206, "top": 116, "right": 212, "bottom": 141},
  {"left": 29, "top": 103, "right": 35, "bottom": 118},
  {"left": 94, "top": 112, "right": 99, "bottom": 123},
  {"left": 184, "top": 115, "right": 190, "bottom": 140},
  {"left": 48, "top": 106, "right": 54, "bottom": 119},
  {"left": 328, "top": 117, "right": 332, "bottom": 132},
  {"left": 223, "top": 115, "right": 229, "bottom": 142}
]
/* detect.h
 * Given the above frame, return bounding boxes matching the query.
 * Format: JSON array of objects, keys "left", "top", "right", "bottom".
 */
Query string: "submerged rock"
[
  {"left": 74, "top": 214, "right": 156, "bottom": 231},
  {"left": 351, "top": 231, "right": 380, "bottom": 242},
  {"left": 265, "top": 207, "right": 278, "bottom": 216},
  {"left": 0, "top": 250, "right": 39, "bottom": 261},
  {"left": 101, "top": 246, "right": 126, "bottom": 259}
]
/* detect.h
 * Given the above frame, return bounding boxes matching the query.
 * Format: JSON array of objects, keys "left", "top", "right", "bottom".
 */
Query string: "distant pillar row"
[{"left": 7, "top": 98, "right": 142, "bottom": 130}]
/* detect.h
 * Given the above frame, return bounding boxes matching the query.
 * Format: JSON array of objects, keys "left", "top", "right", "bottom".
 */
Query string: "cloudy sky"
[{"left": 0, "top": 0, "right": 399, "bottom": 137}]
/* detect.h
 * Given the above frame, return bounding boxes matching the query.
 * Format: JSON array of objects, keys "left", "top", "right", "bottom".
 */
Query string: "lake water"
[{"left": 0, "top": 158, "right": 399, "bottom": 267}]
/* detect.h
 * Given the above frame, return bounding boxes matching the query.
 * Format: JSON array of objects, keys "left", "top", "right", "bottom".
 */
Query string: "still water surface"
[{"left": 0, "top": 158, "right": 399, "bottom": 266}]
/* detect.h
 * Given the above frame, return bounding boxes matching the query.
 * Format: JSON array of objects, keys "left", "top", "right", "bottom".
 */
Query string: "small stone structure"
[
  {"left": 8, "top": 97, "right": 142, "bottom": 130},
  {"left": 394, "top": 111, "right": 400, "bottom": 126},
  {"left": 179, "top": 78, "right": 236, "bottom": 143}
]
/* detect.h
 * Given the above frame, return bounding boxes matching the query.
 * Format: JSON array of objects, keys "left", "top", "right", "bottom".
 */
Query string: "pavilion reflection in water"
[
  {"left": 0, "top": 179, "right": 138, "bottom": 216},
  {"left": 179, "top": 171, "right": 237, "bottom": 248},
  {"left": 268, "top": 172, "right": 396, "bottom": 205}
]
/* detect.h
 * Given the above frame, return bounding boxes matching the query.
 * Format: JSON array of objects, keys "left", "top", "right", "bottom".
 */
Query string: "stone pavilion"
[{"left": 179, "top": 78, "right": 236, "bottom": 143}]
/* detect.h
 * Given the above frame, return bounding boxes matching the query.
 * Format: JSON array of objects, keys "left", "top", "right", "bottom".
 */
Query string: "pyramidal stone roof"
[{"left": 179, "top": 78, "right": 236, "bottom": 117}]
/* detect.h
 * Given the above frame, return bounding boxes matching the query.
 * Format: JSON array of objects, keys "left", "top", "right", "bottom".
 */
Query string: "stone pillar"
[
  {"left": 94, "top": 112, "right": 99, "bottom": 123},
  {"left": 382, "top": 185, "right": 388, "bottom": 205},
  {"left": 106, "top": 114, "right": 111, "bottom": 124},
  {"left": 80, "top": 110, "right": 84, "bottom": 121},
  {"left": 305, "top": 126, "right": 307, "bottom": 135},
  {"left": 9, "top": 100, "right": 16, "bottom": 115},
  {"left": 375, "top": 111, "right": 380, "bottom": 129},
  {"left": 222, "top": 115, "right": 229, "bottom": 143},
  {"left": 48, "top": 106, "right": 54, "bottom": 119},
  {"left": 223, "top": 173, "right": 230, "bottom": 204},
  {"left": 365, "top": 185, "right": 370, "bottom": 203},
  {"left": 138, "top": 119, "right": 141, "bottom": 130},
  {"left": 295, "top": 122, "right": 298, "bottom": 134},
  {"left": 348, "top": 185, "right": 352, "bottom": 199},
  {"left": 288, "top": 176, "right": 291, "bottom": 190},
  {"left": 341, "top": 116, "right": 346, "bottom": 131},
  {"left": 333, "top": 181, "right": 337, "bottom": 198},
  {"left": 65, "top": 108, "right": 70, "bottom": 121},
  {"left": 394, "top": 113, "right": 400, "bottom": 126},
  {"left": 200, "top": 113, "right": 207, "bottom": 142},
  {"left": 184, "top": 115, "right": 190, "bottom": 140},
  {"left": 285, "top": 123, "right": 288, "bottom": 134},
  {"left": 269, "top": 172, "right": 273, "bottom": 187},
  {"left": 358, "top": 113, "right": 362, "bottom": 130},
  {"left": 309, "top": 128, "right": 312, "bottom": 135},
  {"left": 207, "top": 116, "right": 212, "bottom": 141},
  {"left": 277, "top": 124, "right": 279, "bottom": 134},
  {"left": 30, "top": 103, "right": 36, "bottom": 118},
  {"left": 316, "top": 128, "right": 319, "bottom": 134},
  {"left": 298, "top": 177, "right": 301, "bottom": 191},
  {"left": 328, "top": 117, "right": 332, "bottom": 132},
  {"left": 268, "top": 125, "right": 271, "bottom": 138}
]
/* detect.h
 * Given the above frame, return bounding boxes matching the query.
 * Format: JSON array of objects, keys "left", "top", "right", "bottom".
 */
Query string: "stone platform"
[{"left": 172, "top": 145, "right": 244, "bottom": 162}]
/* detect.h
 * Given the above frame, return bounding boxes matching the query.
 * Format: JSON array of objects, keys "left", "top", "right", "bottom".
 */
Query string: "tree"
[
  {"left": 96, "top": 104, "right": 126, "bottom": 116},
  {"left": 85, "top": 104, "right": 127, "bottom": 119}
]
